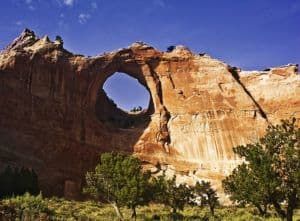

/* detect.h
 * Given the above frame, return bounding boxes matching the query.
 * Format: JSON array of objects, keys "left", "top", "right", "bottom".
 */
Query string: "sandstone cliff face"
[{"left": 0, "top": 30, "right": 299, "bottom": 200}]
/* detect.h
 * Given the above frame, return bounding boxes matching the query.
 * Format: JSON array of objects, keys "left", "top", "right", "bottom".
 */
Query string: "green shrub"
[
  {"left": 223, "top": 118, "right": 300, "bottom": 221},
  {"left": 0, "top": 166, "right": 39, "bottom": 198},
  {"left": 1, "top": 193, "right": 53, "bottom": 220}
]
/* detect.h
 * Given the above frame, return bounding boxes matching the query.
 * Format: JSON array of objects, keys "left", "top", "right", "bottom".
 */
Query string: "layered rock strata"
[{"left": 0, "top": 29, "right": 299, "bottom": 200}]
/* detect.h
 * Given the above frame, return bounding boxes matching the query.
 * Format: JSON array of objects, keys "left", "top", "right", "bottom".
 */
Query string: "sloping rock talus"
[{"left": 0, "top": 29, "right": 299, "bottom": 200}]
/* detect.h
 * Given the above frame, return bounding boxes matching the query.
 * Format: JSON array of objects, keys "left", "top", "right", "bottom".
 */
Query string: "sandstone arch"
[
  {"left": 95, "top": 71, "right": 153, "bottom": 129},
  {"left": 0, "top": 30, "right": 299, "bottom": 200}
]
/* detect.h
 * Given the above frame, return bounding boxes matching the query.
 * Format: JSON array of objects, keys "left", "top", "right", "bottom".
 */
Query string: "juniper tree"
[
  {"left": 84, "top": 152, "right": 151, "bottom": 220},
  {"left": 193, "top": 181, "right": 219, "bottom": 216},
  {"left": 223, "top": 118, "right": 300, "bottom": 221},
  {"left": 167, "top": 45, "right": 176, "bottom": 52},
  {"left": 55, "top": 35, "right": 63, "bottom": 46},
  {"left": 153, "top": 173, "right": 192, "bottom": 215},
  {"left": 0, "top": 166, "right": 39, "bottom": 198}
]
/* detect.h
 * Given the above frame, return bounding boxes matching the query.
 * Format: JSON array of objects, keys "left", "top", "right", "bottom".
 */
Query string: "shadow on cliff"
[
  {"left": 72, "top": 52, "right": 160, "bottom": 198},
  {"left": 0, "top": 39, "right": 165, "bottom": 198},
  {"left": 95, "top": 85, "right": 153, "bottom": 130}
]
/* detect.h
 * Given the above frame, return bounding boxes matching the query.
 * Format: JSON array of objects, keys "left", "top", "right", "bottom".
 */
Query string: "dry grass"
[{"left": 0, "top": 194, "right": 299, "bottom": 220}]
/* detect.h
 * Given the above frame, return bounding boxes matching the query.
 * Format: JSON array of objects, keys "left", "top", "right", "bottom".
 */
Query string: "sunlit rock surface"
[{"left": 0, "top": 29, "right": 299, "bottom": 201}]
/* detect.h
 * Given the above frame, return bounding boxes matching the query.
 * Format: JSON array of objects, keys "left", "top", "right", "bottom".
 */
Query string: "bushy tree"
[
  {"left": 223, "top": 163, "right": 273, "bottom": 216},
  {"left": 84, "top": 152, "right": 152, "bottom": 220},
  {"left": 223, "top": 118, "right": 300, "bottom": 221},
  {"left": 192, "top": 181, "right": 219, "bottom": 216},
  {"left": 15, "top": 167, "right": 39, "bottom": 196},
  {"left": 167, "top": 45, "right": 176, "bottom": 52},
  {"left": 0, "top": 166, "right": 39, "bottom": 198},
  {"left": 130, "top": 106, "right": 142, "bottom": 113},
  {"left": 153, "top": 173, "right": 192, "bottom": 215},
  {"left": 0, "top": 166, "right": 14, "bottom": 197},
  {"left": 55, "top": 35, "right": 63, "bottom": 46}
]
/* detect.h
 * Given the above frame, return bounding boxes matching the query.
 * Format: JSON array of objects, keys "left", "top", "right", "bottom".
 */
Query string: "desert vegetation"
[
  {"left": 0, "top": 118, "right": 299, "bottom": 220},
  {"left": 1, "top": 195, "right": 299, "bottom": 221},
  {"left": 130, "top": 106, "right": 143, "bottom": 113},
  {"left": 0, "top": 166, "right": 39, "bottom": 198},
  {"left": 223, "top": 118, "right": 300, "bottom": 221},
  {"left": 83, "top": 152, "right": 228, "bottom": 220}
]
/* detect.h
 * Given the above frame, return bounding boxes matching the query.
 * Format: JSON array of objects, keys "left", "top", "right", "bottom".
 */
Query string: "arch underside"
[{"left": 98, "top": 75, "right": 153, "bottom": 128}]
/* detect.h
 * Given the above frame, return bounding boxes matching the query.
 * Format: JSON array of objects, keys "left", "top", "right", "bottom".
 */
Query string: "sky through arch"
[{"left": 103, "top": 72, "right": 150, "bottom": 111}]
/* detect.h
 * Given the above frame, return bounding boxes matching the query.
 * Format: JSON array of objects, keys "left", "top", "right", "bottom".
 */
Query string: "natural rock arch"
[
  {"left": 96, "top": 71, "right": 153, "bottom": 128},
  {"left": 102, "top": 72, "right": 151, "bottom": 112},
  {"left": 86, "top": 50, "right": 164, "bottom": 118},
  {"left": 0, "top": 30, "right": 299, "bottom": 200}
]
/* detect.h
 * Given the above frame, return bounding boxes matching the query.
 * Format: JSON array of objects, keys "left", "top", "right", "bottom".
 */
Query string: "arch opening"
[
  {"left": 95, "top": 72, "right": 153, "bottom": 129},
  {"left": 103, "top": 72, "right": 150, "bottom": 112}
]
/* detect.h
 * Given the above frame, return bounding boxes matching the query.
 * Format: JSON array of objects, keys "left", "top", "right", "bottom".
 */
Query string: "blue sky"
[
  {"left": 103, "top": 73, "right": 150, "bottom": 110},
  {"left": 0, "top": 0, "right": 299, "bottom": 110}
]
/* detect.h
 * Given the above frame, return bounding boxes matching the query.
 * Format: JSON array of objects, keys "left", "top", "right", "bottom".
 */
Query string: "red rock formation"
[{"left": 0, "top": 30, "right": 299, "bottom": 200}]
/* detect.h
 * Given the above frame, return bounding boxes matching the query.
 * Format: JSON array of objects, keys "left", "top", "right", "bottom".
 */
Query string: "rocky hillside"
[{"left": 0, "top": 29, "right": 299, "bottom": 201}]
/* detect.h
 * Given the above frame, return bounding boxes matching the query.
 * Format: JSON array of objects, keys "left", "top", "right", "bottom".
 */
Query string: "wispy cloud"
[
  {"left": 154, "top": 0, "right": 166, "bottom": 8},
  {"left": 91, "top": 2, "right": 98, "bottom": 10},
  {"left": 290, "top": 2, "right": 300, "bottom": 13},
  {"left": 15, "top": 21, "right": 23, "bottom": 26},
  {"left": 28, "top": 5, "right": 35, "bottom": 10},
  {"left": 62, "top": 0, "right": 74, "bottom": 6},
  {"left": 24, "top": 0, "right": 35, "bottom": 10},
  {"left": 78, "top": 13, "right": 91, "bottom": 24}
]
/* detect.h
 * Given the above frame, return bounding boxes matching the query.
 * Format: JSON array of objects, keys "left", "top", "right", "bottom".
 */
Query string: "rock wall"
[{"left": 0, "top": 29, "right": 299, "bottom": 200}]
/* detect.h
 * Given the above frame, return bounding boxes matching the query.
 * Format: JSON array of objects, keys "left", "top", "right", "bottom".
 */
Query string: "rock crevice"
[{"left": 228, "top": 66, "right": 269, "bottom": 122}]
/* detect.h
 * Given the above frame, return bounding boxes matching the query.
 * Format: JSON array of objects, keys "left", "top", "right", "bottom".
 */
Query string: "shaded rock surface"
[{"left": 0, "top": 30, "right": 299, "bottom": 201}]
